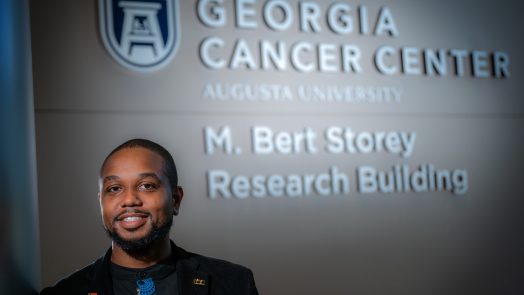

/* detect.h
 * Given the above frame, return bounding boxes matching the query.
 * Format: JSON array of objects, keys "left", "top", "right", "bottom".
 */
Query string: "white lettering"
[
  {"left": 197, "top": 0, "right": 226, "bottom": 27},
  {"left": 264, "top": 0, "right": 293, "bottom": 31},
  {"left": 300, "top": 2, "right": 321, "bottom": 33},
  {"left": 235, "top": 0, "right": 257, "bottom": 29},
  {"left": 200, "top": 37, "right": 225, "bottom": 69},
  {"left": 204, "top": 126, "right": 233, "bottom": 154}
]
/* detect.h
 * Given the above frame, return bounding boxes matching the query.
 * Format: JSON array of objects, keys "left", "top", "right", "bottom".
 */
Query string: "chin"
[{"left": 105, "top": 218, "right": 173, "bottom": 251}]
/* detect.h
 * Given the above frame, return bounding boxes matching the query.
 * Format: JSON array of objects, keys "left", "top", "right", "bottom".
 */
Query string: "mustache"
[{"left": 113, "top": 209, "right": 150, "bottom": 222}]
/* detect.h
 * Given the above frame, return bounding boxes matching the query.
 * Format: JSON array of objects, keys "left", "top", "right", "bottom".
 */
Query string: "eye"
[
  {"left": 139, "top": 183, "right": 157, "bottom": 191},
  {"left": 106, "top": 185, "right": 122, "bottom": 194}
]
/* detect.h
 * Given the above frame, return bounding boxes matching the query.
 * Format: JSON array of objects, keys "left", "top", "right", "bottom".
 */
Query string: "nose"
[{"left": 121, "top": 188, "right": 142, "bottom": 207}]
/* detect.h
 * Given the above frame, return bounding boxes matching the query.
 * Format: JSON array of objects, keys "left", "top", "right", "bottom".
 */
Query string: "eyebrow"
[
  {"left": 103, "top": 175, "right": 120, "bottom": 183},
  {"left": 102, "top": 173, "right": 161, "bottom": 183},
  {"left": 138, "top": 172, "right": 161, "bottom": 181}
]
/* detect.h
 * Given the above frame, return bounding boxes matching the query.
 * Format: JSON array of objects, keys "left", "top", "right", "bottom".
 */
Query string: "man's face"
[{"left": 99, "top": 147, "right": 180, "bottom": 250}]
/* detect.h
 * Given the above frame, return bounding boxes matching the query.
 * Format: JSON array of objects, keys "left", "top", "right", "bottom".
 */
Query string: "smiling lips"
[{"left": 116, "top": 212, "right": 149, "bottom": 230}]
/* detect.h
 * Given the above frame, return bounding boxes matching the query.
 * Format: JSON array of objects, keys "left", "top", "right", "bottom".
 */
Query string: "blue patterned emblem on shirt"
[{"left": 136, "top": 277, "right": 156, "bottom": 295}]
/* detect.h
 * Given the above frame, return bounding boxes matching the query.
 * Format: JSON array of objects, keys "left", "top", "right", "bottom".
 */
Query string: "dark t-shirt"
[{"left": 110, "top": 257, "right": 178, "bottom": 295}]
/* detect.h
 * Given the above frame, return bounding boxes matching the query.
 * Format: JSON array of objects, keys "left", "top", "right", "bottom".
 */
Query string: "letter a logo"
[{"left": 99, "top": 0, "right": 180, "bottom": 72}]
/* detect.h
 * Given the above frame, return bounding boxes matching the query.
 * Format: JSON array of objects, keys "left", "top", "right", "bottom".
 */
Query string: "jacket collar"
[{"left": 89, "top": 241, "right": 210, "bottom": 295}]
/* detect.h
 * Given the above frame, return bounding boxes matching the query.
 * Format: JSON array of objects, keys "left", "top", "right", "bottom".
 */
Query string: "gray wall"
[{"left": 32, "top": 0, "right": 524, "bottom": 294}]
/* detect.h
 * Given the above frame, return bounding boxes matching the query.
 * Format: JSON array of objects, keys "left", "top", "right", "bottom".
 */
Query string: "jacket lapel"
[
  {"left": 178, "top": 269, "right": 210, "bottom": 295},
  {"left": 175, "top": 246, "right": 210, "bottom": 295}
]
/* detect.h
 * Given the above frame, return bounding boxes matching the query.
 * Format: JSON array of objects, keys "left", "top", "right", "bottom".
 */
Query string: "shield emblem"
[{"left": 99, "top": 0, "right": 179, "bottom": 72}]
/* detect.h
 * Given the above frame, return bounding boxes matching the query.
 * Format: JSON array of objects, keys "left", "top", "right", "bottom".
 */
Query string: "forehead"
[{"left": 101, "top": 147, "right": 165, "bottom": 177}]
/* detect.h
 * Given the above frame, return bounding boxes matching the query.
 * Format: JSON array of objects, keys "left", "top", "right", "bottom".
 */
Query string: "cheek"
[
  {"left": 101, "top": 210, "right": 112, "bottom": 228},
  {"left": 151, "top": 198, "right": 174, "bottom": 221},
  {"left": 100, "top": 200, "right": 116, "bottom": 227}
]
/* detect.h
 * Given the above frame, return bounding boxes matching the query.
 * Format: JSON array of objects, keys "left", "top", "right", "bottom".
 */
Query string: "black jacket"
[{"left": 40, "top": 244, "right": 259, "bottom": 295}]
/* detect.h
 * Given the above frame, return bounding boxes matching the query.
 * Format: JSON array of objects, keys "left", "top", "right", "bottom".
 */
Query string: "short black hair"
[{"left": 100, "top": 138, "right": 178, "bottom": 190}]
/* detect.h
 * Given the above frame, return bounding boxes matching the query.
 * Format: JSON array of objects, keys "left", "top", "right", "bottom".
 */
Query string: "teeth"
[{"left": 123, "top": 216, "right": 142, "bottom": 222}]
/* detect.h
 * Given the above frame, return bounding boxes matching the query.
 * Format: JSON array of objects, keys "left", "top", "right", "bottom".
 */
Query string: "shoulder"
[
  {"left": 39, "top": 258, "right": 101, "bottom": 295},
  {"left": 194, "top": 252, "right": 254, "bottom": 277},
  {"left": 177, "top": 246, "right": 254, "bottom": 277}
]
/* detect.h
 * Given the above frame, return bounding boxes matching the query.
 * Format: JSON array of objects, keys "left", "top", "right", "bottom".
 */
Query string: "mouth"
[{"left": 115, "top": 212, "right": 149, "bottom": 230}]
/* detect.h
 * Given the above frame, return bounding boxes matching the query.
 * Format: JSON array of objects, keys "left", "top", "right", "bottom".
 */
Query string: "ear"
[{"left": 173, "top": 186, "right": 184, "bottom": 215}]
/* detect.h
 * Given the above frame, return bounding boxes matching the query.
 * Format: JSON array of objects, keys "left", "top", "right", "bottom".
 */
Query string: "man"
[{"left": 41, "top": 139, "right": 259, "bottom": 295}]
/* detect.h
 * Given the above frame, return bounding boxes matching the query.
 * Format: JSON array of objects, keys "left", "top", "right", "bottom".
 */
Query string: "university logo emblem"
[{"left": 99, "top": 0, "right": 180, "bottom": 72}]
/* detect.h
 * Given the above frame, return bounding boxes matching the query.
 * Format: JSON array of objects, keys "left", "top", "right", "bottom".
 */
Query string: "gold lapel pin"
[{"left": 192, "top": 278, "right": 206, "bottom": 286}]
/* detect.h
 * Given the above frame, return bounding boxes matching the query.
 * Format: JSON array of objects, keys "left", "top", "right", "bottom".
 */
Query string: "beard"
[{"left": 105, "top": 214, "right": 173, "bottom": 252}]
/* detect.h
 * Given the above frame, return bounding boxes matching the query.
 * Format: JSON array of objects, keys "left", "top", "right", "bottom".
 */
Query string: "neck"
[{"left": 111, "top": 237, "right": 171, "bottom": 268}]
